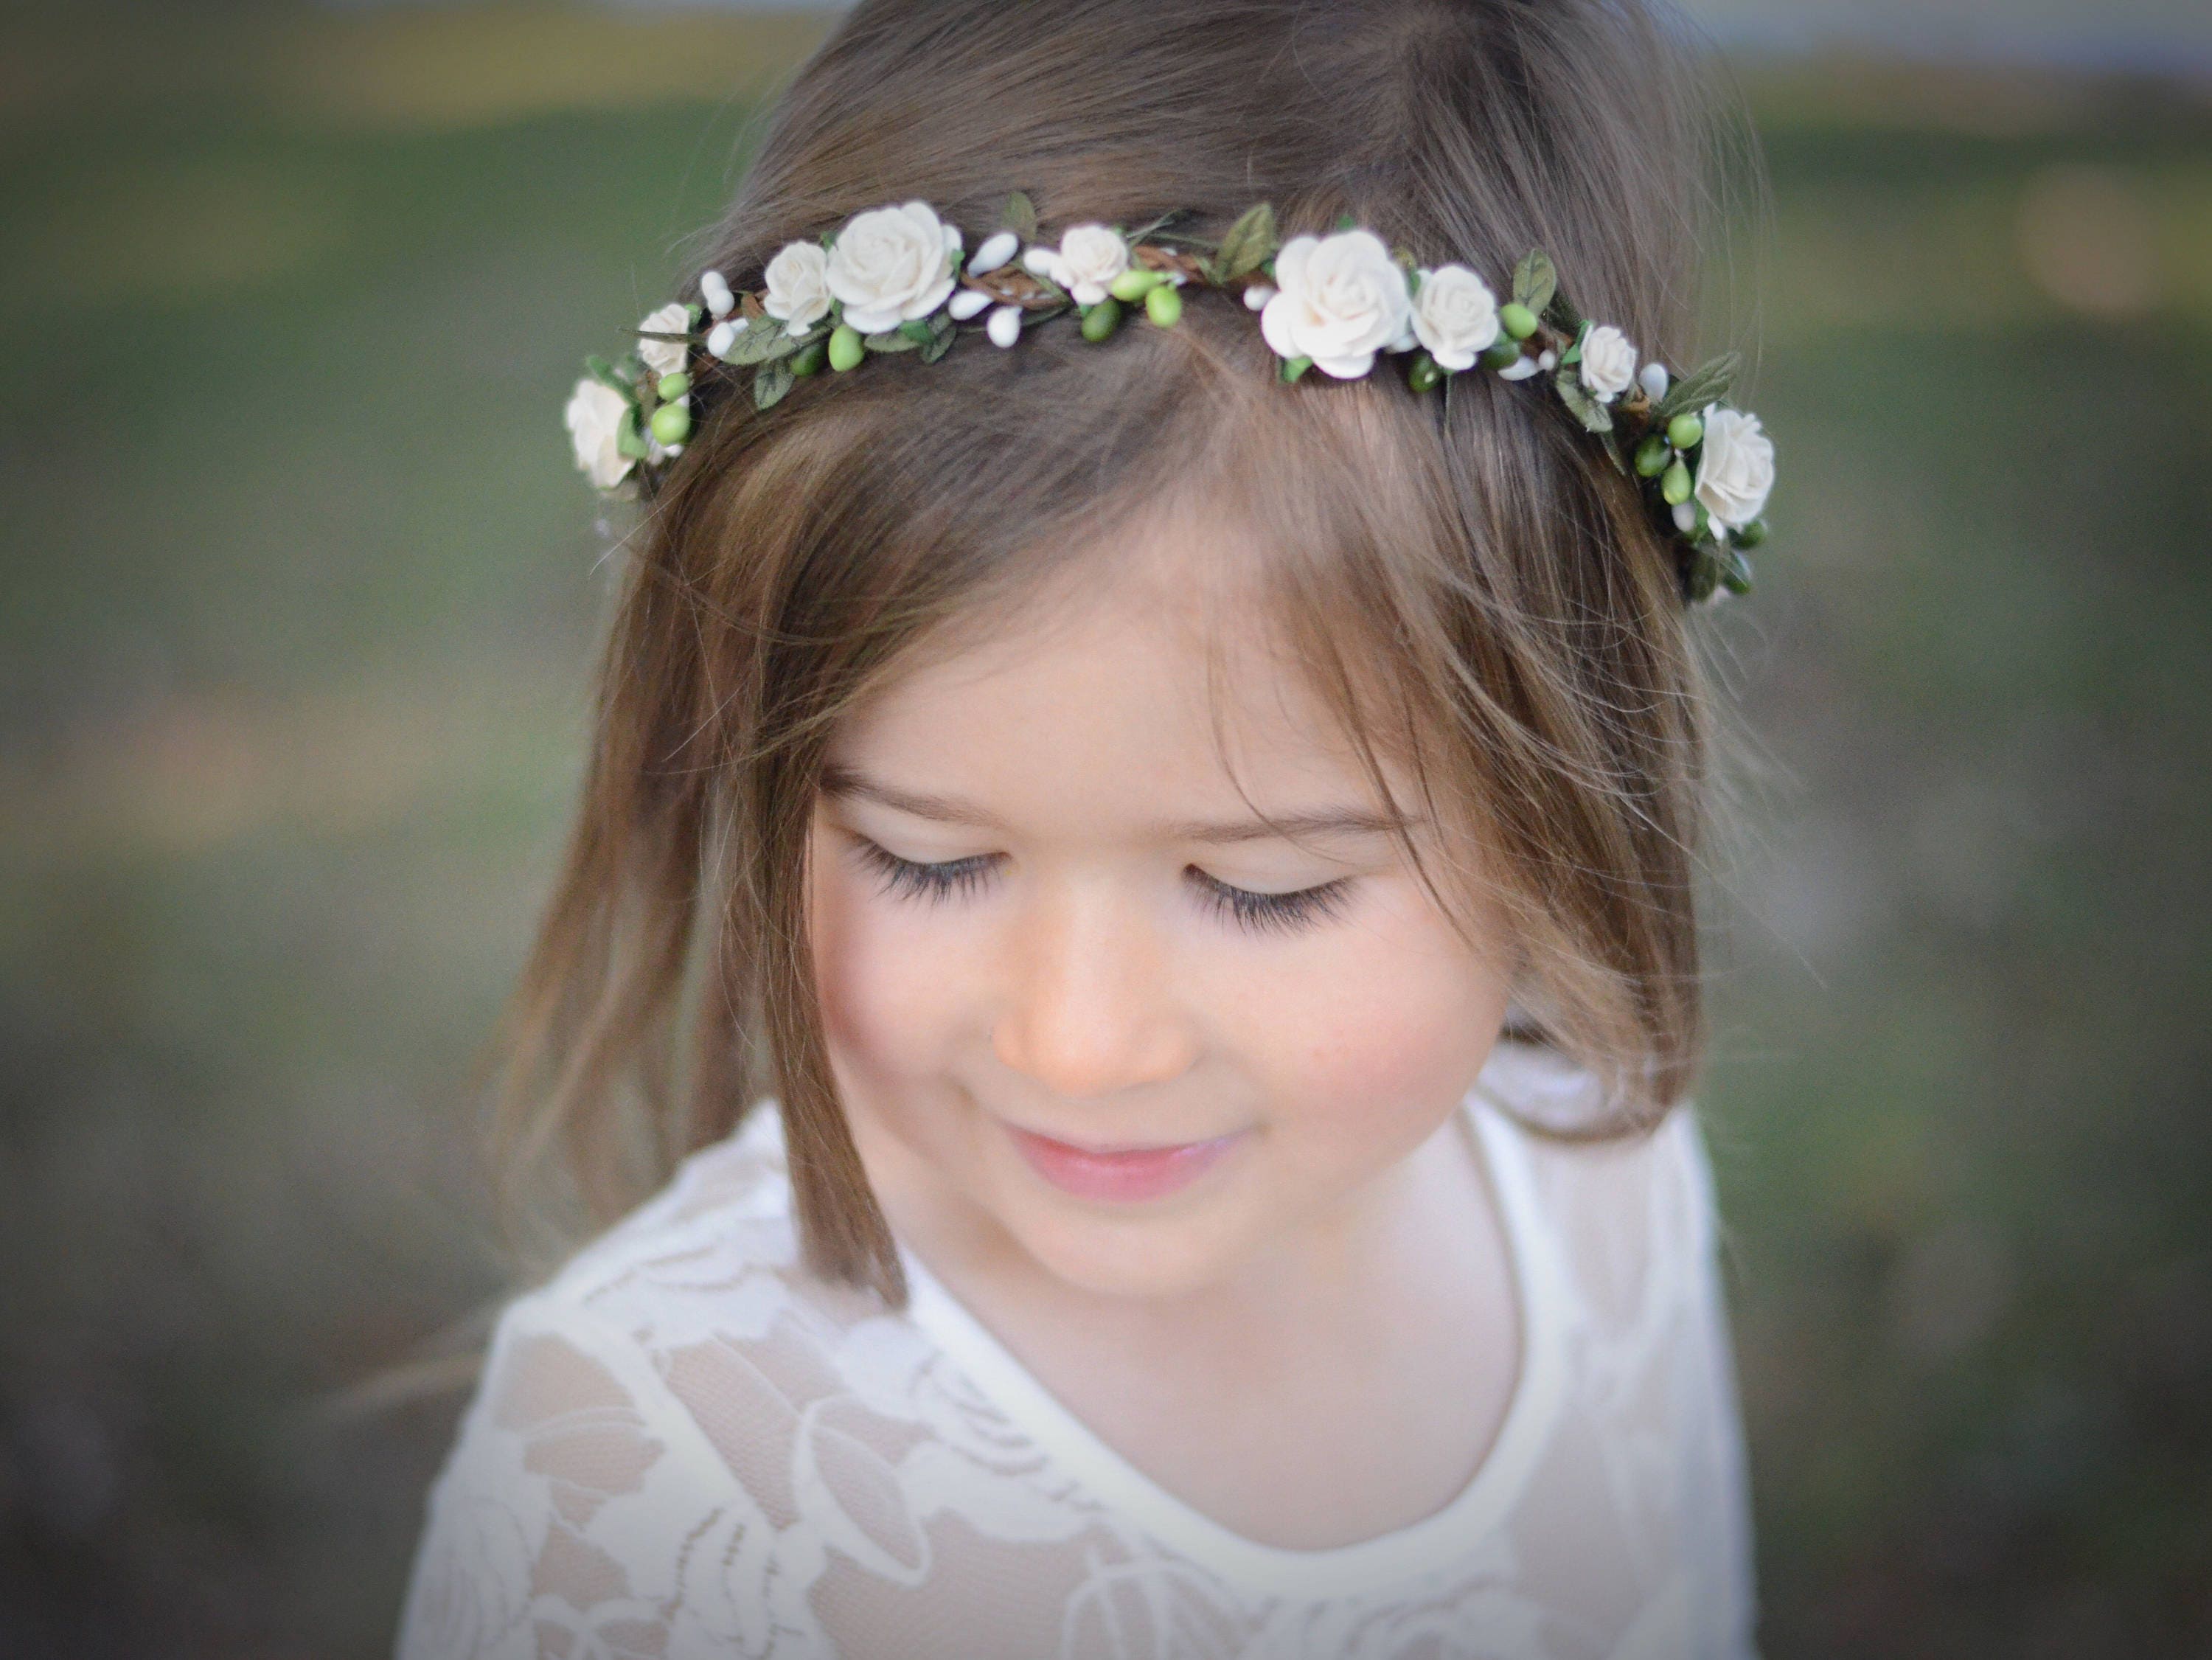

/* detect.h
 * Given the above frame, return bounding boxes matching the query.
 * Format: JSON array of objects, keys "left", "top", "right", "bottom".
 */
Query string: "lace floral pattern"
[{"left": 397, "top": 1043, "right": 1759, "bottom": 1659}]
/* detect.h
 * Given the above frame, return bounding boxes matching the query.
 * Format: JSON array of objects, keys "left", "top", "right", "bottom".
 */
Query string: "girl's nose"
[{"left": 990, "top": 887, "right": 1199, "bottom": 1100}]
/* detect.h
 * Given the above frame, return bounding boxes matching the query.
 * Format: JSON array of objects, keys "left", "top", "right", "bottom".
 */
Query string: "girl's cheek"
[
  {"left": 1227, "top": 887, "right": 1509, "bottom": 1150},
  {"left": 810, "top": 847, "right": 970, "bottom": 1085}
]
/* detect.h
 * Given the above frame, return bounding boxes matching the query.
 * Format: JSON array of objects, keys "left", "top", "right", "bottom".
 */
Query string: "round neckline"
[{"left": 891, "top": 1085, "right": 1571, "bottom": 1599}]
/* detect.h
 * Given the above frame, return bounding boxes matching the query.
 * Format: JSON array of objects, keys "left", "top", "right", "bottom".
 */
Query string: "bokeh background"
[{"left": 3, "top": 1, "right": 2208, "bottom": 1654}]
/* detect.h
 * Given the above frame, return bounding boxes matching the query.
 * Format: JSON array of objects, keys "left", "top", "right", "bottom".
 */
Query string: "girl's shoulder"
[
  {"left": 512, "top": 1100, "right": 877, "bottom": 1352},
  {"left": 1472, "top": 1039, "right": 1731, "bottom": 1336}
]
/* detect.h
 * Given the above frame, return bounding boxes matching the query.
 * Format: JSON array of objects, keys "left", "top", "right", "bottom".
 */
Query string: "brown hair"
[{"left": 496, "top": 0, "right": 1763, "bottom": 1305}]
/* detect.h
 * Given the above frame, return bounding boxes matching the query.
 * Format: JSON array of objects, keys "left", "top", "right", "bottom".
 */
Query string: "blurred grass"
[{"left": 1, "top": 5, "right": 2208, "bottom": 1656}]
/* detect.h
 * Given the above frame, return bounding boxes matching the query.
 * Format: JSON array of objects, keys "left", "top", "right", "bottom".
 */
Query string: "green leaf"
[
  {"left": 615, "top": 405, "right": 647, "bottom": 459},
  {"left": 721, "top": 321, "right": 804, "bottom": 366},
  {"left": 1208, "top": 203, "right": 1279, "bottom": 285},
  {"left": 1552, "top": 364, "right": 1613, "bottom": 434},
  {"left": 918, "top": 324, "right": 956, "bottom": 364},
  {"left": 1333, "top": 211, "right": 1357, "bottom": 232},
  {"left": 1127, "top": 209, "right": 1185, "bottom": 246},
  {"left": 1599, "top": 428, "right": 1629, "bottom": 476},
  {"left": 583, "top": 354, "right": 629, "bottom": 393},
  {"left": 754, "top": 358, "right": 795, "bottom": 411},
  {"left": 1719, "top": 541, "right": 1755, "bottom": 595},
  {"left": 1653, "top": 351, "right": 1739, "bottom": 423},
  {"left": 863, "top": 328, "right": 922, "bottom": 353},
  {"left": 1686, "top": 544, "right": 1721, "bottom": 603},
  {"left": 1511, "top": 250, "right": 1557, "bottom": 315},
  {"left": 1279, "top": 354, "right": 1315, "bottom": 383},
  {"left": 1560, "top": 318, "right": 1592, "bottom": 367},
  {"left": 898, "top": 318, "right": 937, "bottom": 344},
  {"left": 1002, "top": 191, "right": 1038, "bottom": 242}
]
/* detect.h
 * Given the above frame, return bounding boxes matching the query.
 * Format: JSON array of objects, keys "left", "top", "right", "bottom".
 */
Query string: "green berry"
[
  {"left": 655, "top": 371, "right": 691, "bottom": 400},
  {"left": 1144, "top": 282, "right": 1183, "bottom": 327},
  {"left": 1080, "top": 298, "right": 1123, "bottom": 342},
  {"left": 1635, "top": 434, "right": 1671, "bottom": 477},
  {"left": 827, "top": 324, "right": 865, "bottom": 372},
  {"left": 1109, "top": 268, "right": 1164, "bottom": 302},
  {"left": 1666, "top": 411, "right": 1704, "bottom": 449},
  {"left": 1499, "top": 302, "right": 1539, "bottom": 339},
  {"left": 648, "top": 402, "right": 691, "bottom": 445},
  {"left": 1407, "top": 353, "right": 1443, "bottom": 393},
  {"left": 1479, "top": 337, "right": 1523, "bottom": 371},
  {"left": 790, "top": 339, "right": 827, "bottom": 376},
  {"left": 1660, "top": 458, "right": 1692, "bottom": 505}
]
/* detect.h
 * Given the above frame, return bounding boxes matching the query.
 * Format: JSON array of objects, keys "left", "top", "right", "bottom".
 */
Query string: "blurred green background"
[{"left": 1, "top": 3, "right": 2208, "bottom": 1654}]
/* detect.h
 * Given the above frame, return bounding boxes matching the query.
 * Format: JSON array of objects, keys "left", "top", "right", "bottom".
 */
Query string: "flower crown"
[{"left": 564, "top": 194, "right": 1775, "bottom": 603}]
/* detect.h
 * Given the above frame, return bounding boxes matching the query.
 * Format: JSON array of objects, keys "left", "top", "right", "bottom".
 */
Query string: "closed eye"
[
  {"left": 849, "top": 838, "right": 1001, "bottom": 903},
  {"left": 1186, "top": 868, "right": 1353, "bottom": 937}
]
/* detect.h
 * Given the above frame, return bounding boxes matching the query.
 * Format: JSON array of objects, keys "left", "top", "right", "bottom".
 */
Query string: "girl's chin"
[{"left": 990, "top": 1182, "right": 1270, "bottom": 1301}]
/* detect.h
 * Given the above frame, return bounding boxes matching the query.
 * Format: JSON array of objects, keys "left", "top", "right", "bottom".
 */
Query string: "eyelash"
[{"left": 848, "top": 840, "right": 1353, "bottom": 937}]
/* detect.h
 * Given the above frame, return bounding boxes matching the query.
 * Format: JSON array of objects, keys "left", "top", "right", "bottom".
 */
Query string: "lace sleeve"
[
  {"left": 1672, "top": 1109, "right": 1763, "bottom": 1660},
  {"left": 393, "top": 1289, "right": 820, "bottom": 1660}
]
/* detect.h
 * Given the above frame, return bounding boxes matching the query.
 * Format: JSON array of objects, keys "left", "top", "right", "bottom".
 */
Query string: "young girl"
[{"left": 398, "top": 0, "right": 1775, "bottom": 1654}]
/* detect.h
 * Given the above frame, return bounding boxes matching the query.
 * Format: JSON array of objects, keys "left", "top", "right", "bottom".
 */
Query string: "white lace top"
[{"left": 397, "top": 1043, "right": 1760, "bottom": 1659}]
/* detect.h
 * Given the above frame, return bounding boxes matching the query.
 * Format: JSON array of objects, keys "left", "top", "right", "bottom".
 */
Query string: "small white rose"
[
  {"left": 825, "top": 200, "right": 960, "bottom": 334},
  {"left": 1038, "top": 223, "right": 1130, "bottom": 305},
  {"left": 700, "top": 269, "right": 734, "bottom": 319},
  {"left": 1577, "top": 324, "right": 1638, "bottom": 401},
  {"left": 564, "top": 378, "right": 634, "bottom": 492},
  {"left": 636, "top": 303, "right": 690, "bottom": 378},
  {"left": 1693, "top": 406, "right": 1775, "bottom": 527},
  {"left": 1408, "top": 264, "right": 1500, "bottom": 372},
  {"left": 1258, "top": 229, "right": 1413, "bottom": 379},
  {"left": 764, "top": 240, "right": 832, "bottom": 337}
]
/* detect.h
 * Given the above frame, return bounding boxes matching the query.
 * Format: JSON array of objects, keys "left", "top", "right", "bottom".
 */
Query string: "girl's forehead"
[{"left": 832, "top": 518, "right": 1394, "bottom": 815}]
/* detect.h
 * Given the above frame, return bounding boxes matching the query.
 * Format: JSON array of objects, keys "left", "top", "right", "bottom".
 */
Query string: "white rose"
[
  {"left": 825, "top": 200, "right": 961, "bottom": 334},
  {"left": 763, "top": 240, "right": 832, "bottom": 336},
  {"left": 636, "top": 302, "right": 690, "bottom": 378},
  {"left": 563, "top": 378, "right": 634, "bottom": 491},
  {"left": 1408, "top": 264, "right": 1499, "bottom": 371},
  {"left": 1577, "top": 324, "right": 1638, "bottom": 401},
  {"left": 1033, "top": 223, "right": 1130, "bottom": 305},
  {"left": 1259, "top": 229, "right": 1413, "bottom": 379},
  {"left": 1694, "top": 406, "right": 1775, "bottom": 527}
]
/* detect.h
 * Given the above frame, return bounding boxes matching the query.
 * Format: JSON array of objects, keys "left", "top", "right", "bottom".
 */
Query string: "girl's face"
[{"left": 807, "top": 518, "right": 1516, "bottom": 1301}]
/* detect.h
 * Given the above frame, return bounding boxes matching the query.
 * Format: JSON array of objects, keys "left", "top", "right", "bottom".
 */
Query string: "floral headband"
[{"left": 564, "top": 194, "right": 1775, "bottom": 603}]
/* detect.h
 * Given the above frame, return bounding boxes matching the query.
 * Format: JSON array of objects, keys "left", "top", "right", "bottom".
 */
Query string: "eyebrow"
[{"left": 820, "top": 763, "right": 1414, "bottom": 845}]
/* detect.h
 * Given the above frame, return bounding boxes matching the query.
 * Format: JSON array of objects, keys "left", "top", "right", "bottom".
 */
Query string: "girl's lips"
[{"left": 1004, "top": 1123, "right": 1246, "bottom": 1204}]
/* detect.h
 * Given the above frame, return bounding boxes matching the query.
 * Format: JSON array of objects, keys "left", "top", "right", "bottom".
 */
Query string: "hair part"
[{"left": 496, "top": 0, "right": 1756, "bottom": 1304}]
